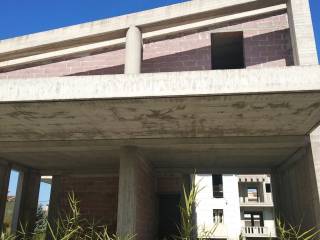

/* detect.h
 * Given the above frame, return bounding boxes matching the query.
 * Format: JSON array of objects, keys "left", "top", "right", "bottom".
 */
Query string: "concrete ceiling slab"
[{"left": 0, "top": 92, "right": 319, "bottom": 142}]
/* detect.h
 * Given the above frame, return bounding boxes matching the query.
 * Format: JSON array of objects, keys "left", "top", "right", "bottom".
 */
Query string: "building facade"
[
  {"left": 195, "top": 174, "right": 276, "bottom": 239},
  {"left": 0, "top": 0, "right": 319, "bottom": 239}
]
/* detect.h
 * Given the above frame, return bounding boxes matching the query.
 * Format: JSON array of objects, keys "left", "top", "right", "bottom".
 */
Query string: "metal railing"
[{"left": 242, "top": 226, "right": 269, "bottom": 237}]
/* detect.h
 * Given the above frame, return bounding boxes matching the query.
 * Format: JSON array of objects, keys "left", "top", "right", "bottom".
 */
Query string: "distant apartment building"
[{"left": 195, "top": 174, "right": 276, "bottom": 239}]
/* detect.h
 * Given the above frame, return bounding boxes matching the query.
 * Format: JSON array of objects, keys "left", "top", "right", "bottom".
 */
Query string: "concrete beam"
[
  {"left": 0, "top": 163, "right": 10, "bottom": 233},
  {"left": 0, "top": 66, "right": 320, "bottom": 102},
  {"left": 125, "top": 26, "right": 142, "bottom": 74},
  {"left": 0, "top": 0, "right": 285, "bottom": 61},
  {"left": 15, "top": 169, "right": 41, "bottom": 236},
  {"left": 287, "top": 0, "right": 318, "bottom": 65},
  {"left": 0, "top": 136, "right": 305, "bottom": 153}
]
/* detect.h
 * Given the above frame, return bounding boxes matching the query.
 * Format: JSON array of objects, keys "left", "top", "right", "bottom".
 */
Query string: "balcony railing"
[
  {"left": 239, "top": 195, "right": 273, "bottom": 206},
  {"left": 242, "top": 226, "right": 269, "bottom": 237}
]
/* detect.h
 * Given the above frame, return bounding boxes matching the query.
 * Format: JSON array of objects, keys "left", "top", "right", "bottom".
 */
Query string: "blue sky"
[
  {"left": 310, "top": 0, "right": 320, "bottom": 60},
  {"left": 3, "top": 0, "right": 320, "bottom": 205}
]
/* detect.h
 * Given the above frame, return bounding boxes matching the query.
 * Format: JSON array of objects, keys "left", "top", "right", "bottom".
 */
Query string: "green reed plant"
[
  {"left": 173, "top": 178, "right": 202, "bottom": 240},
  {"left": 0, "top": 192, "right": 135, "bottom": 240},
  {"left": 0, "top": 232, "right": 15, "bottom": 240},
  {"left": 172, "top": 175, "right": 217, "bottom": 240},
  {"left": 276, "top": 218, "right": 320, "bottom": 240}
]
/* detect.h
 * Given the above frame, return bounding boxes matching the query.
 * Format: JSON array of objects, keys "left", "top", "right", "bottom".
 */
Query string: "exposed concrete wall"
[
  {"left": 0, "top": 12, "right": 292, "bottom": 78},
  {"left": 287, "top": 0, "right": 318, "bottom": 65},
  {"left": 272, "top": 136, "right": 320, "bottom": 229},
  {"left": 309, "top": 126, "right": 320, "bottom": 228},
  {"left": 117, "top": 147, "right": 156, "bottom": 240},
  {"left": 58, "top": 175, "right": 119, "bottom": 234}
]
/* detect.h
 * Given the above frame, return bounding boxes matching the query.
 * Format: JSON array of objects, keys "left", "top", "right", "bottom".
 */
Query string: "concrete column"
[
  {"left": 287, "top": 0, "right": 318, "bottom": 65},
  {"left": 46, "top": 176, "right": 61, "bottom": 240},
  {"left": 15, "top": 169, "right": 41, "bottom": 236},
  {"left": 117, "top": 146, "right": 155, "bottom": 240},
  {"left": 124, "top": 26, "right": 142, "bottom": 74},
  {"left": 0, "top": 163, "right": 10, "bottom": 233},
  {"left": 272, "top": 131, "right": 320, "bottom": 229},
  {"left": 11, "top": 173, "right": 23, "bottom": 233},
  {"left": 310, "top": 126, "right": 320, "bottom": 225}
]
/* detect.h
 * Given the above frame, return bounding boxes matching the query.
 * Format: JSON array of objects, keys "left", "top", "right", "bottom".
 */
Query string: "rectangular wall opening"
[
  {"left": 212, "top": 174, "right": 223, "bottom": 198},
  {"left": 33, "top": 176, "right": 52, "bottom": 239},
  {"left": 3, "top": 170, "right": 20, "bottom": 234},
  {"left": 213, "top": 209, "right": 224, "bottom": 223},
  {"left": 211, "top": 32, "right": 244, "bottom": 70},
  {"left": 158, "top": 194, "right": 181, "bottom": 240}
]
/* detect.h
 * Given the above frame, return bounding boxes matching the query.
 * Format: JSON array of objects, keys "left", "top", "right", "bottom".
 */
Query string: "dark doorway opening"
[
  {"left": 211, "top": 32, "right": 244, "bottom": 70},
  {"left": 158, "top": 194, "right": 181, "bottom": 239}
]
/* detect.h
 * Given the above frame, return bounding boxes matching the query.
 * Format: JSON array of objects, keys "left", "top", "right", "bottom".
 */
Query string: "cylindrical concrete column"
[{"left": 124, "top": 26, "right": 142, "bottom": 74}]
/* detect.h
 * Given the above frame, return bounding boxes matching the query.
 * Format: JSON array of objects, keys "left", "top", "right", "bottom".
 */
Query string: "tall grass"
[
  {"left": 1, "top": 192, "right": 134, "bottom": 240},
  {"left": 2, "top": 190, "right": 320, "bottom": 240},
  {"left": 275, "top": 218, "right": 320, "bottom": 240}
]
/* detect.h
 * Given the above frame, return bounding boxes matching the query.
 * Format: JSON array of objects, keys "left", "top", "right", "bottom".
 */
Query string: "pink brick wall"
[
  {"left": 135, "top": 159, "right": 156, "bottom": 240},
  {"left": 157, "top": 175, "right": 183, "bottom": 193},
  {"left": 0, "top": 12, "right": 293, "bottom": 79},
  {"left": 57, "top": 174, "right": 184, "bottom": 238},
  {"left": 59, "top": 176, "right": 119, "bottom": 234}
]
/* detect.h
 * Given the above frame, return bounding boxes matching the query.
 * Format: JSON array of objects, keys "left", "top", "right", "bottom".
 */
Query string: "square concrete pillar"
[
  {"left": 287, "top": 0, "right": 318, "bottom": 65},
  {"left": 117, "top": 146, "right": 156, "bottom": 240},
  {"left": 272, "top": 129, "right": 320, "bottom": 229},
  {"left": 46, "top": 176, "right": 61, "bottom": 240},
  {"left": 14, "top": 169, "right": 41, "bottom": 236},
  {"left": 310, "top": 126, "right": 320, "bottom": 225},
  {"left": 0, "top": 163, "right": 10, "bottom": 233}
]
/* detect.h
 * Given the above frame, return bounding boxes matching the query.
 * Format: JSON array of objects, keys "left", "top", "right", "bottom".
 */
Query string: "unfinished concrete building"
[{"left": 0, "top": 0, "right": 319, "bottom": 239}]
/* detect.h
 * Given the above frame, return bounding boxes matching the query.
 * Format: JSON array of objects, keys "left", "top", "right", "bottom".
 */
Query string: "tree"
[{"left": 34, "top": 205, "right": 47, "bottom": 234}]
